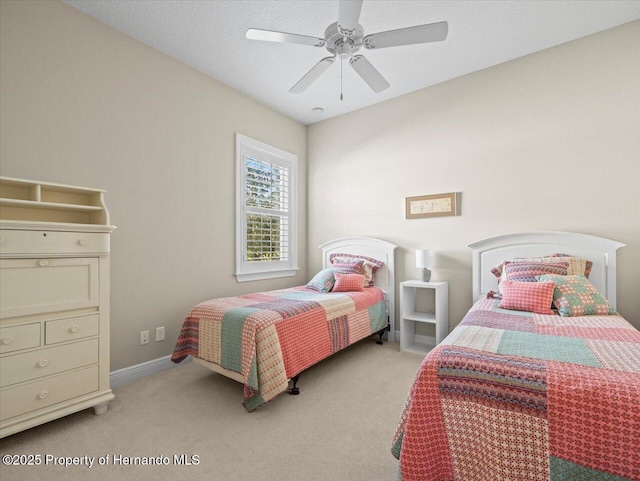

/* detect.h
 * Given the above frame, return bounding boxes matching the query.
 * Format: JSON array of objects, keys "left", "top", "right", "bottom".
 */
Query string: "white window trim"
[{"left": 235, "top": 133, "right": 298, "bottom": 282}]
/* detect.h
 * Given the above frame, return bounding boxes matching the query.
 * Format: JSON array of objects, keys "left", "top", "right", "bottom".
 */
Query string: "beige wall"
[
  {"left": 308, "top": 21, "right": 640, "bottom": 333},
  {"left": 0, "top": 1, "right": 308, "bottom": 370}
]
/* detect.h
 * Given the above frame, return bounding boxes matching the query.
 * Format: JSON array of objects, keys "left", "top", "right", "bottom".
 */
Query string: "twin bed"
[
  {"left": 392, "top": 231, "right": 639, "bottom": 481},
  {"left": 171, "top": 236, "right": 396, "bottom": 411},
  {"left": 172, "top": 231, "right": 638, "bottom": 480}
]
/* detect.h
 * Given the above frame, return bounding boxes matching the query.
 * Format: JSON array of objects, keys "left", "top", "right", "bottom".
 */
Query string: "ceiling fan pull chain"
[{"left": 340, "top": 57, "right": 343, "bottom": 100}]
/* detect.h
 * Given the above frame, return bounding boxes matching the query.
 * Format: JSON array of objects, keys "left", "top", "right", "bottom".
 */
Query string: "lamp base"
[{"left": 421, "top": 268, "right": 431, "bottom": 282}]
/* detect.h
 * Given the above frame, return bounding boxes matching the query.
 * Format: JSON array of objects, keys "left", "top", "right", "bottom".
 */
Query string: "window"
[{"left": 235, "top": 134, "right": 298, "bottom": 282}]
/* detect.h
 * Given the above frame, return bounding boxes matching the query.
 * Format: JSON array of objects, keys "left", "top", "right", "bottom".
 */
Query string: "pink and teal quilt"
[
  {"left": 392, "top": 298, "right": 640, "bottom": 481},
  {"left": 172, "top": 286, "right": 386, "bottom": 411}
]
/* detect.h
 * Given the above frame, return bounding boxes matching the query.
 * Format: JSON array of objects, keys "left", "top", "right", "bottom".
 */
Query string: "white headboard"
[
  {"left": 319, "top": 237, "right": 397, "bottom": 341},
  {"left": 468, "top": 231, "right": 625, "bottom": 308}
]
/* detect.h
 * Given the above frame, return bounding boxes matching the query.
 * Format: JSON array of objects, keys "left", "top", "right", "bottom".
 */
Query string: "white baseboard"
[
  {"left": 110, "top": 331, "right": 430, "bottom": 388},
  {"left": 110, "top": 355, "right": 191, "bottom": 388}
]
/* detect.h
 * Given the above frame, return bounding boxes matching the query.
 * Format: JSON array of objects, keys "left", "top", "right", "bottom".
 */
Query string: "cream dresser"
[{"left": 0, "top": 176, "right": 115, "bottom": 438}]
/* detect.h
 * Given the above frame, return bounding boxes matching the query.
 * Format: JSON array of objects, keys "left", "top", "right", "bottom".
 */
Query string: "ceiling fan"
[{"left": 246, "top": 0, "right": 448, "bottom": 97}]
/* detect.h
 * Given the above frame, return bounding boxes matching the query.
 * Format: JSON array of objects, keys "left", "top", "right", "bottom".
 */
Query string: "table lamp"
[{"left": 416, "top": 250, "right": 434, "bottom": 282}]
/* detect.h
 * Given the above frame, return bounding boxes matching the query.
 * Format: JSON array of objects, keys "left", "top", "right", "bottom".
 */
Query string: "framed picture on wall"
[{"left": 406, "top": 192, "right": 461, "bottom": 219}]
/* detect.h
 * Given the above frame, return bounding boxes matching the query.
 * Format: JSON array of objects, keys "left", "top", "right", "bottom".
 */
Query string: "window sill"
[{"left": 235, "top": 267, "right": 299, "bottom": 283}]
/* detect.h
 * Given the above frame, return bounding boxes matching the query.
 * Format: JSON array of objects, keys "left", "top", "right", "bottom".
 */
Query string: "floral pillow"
[
  {"left": 332, "top": 272, "right": 366, "bottom": 292},
  {"left": 536, "top": 274, "right": 616, "bottom": 317},
  {"left": 498, "top": 280, "right": 557, "bottom": 315}
]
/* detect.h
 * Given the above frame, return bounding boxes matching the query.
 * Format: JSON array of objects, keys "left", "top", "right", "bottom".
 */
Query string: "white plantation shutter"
[
  {"left": 245, "top": 158, "right": 290, "bottom": 262},
  {"left": 235, "top": 134, "right": 298, "bottom": 282}
]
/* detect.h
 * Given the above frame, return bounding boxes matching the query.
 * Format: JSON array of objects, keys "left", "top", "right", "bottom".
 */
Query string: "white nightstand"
[{"left": 400, "top": 281, "right": 449, "bottom": 355}]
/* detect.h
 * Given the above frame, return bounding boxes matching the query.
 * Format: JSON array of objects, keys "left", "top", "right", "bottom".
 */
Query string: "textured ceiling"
[{"left": 63, "top": 0, "right": 640, "bottom": 125}]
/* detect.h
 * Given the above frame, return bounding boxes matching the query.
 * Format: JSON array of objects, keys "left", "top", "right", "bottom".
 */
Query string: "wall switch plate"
[
  {"left": 140, "top": 330, "right": 149, "bottom": 345},
  {"left": 155, "top": 326, "right": 165, "bottom": 342}
]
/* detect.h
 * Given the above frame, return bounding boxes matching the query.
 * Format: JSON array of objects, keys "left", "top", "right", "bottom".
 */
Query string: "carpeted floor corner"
[{"left": 0, "top": 339, "right": 424, "bottom": 481}]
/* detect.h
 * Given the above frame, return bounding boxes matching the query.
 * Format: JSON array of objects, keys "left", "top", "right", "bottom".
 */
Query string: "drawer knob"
[
  {"left": 38, "top": 391, "right": 49, "bottom": 400},
  {"left": 1, "top": 336, "right": 14, "bottom": 345},
  {"left": 38, "top": 260, "right": 49, "bottom": 267},
  {"left": 38, "top": 360, "right": 49, "bottom": 368},
  {"left": 70, "top": 325, "right": 80, "bottom": 333},
  {"left": 78, "top": 239, "right": 88, "bottom": 246},
  {"left": 0, "top": 237, "right": 5, "bottom": 245}
]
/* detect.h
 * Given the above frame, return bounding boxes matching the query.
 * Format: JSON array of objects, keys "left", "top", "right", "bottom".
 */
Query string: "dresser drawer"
[
  {"left": 0, "top": 230, "right": 109, "bottom": 255},
  {"left": 46, "top": 314, "right": 98, "bottom": 345},
  {"left": 0, "top": 365, "right": 99, "bottom": 421},
  {"left": 0, "top": 323, "right": 40, "bottom": 354},
  {"left": 0, "top": 339, "right": 98, "bottom": 388},
  {"left": 0, "top": 258, "right": 99, "bottom": 319}
]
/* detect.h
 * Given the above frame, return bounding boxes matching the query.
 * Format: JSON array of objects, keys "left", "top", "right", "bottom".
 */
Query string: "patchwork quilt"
[
  {"left": 392, "top": 298, "right": 640, "bottom": 481},
  {"left": 172, "top": 286, "right": 386, "bottom": 411}
]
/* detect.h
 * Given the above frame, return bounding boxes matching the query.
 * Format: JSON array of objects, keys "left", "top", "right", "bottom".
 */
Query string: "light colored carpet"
[{"left": 0, "top": 340, "right": 424, "bottom": 481}]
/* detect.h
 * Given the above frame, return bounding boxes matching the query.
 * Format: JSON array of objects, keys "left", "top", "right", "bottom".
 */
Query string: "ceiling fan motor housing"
[{"left": 324, "top": 21, "right": 364, "bottom": 58}]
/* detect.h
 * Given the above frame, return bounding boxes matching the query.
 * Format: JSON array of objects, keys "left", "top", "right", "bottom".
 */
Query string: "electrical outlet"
[
  {"left": 155, "top": 326, "right": 165, "bottom": 342},
  {"left": 140, "top": 330, "right": 149, "bottom": 345}
]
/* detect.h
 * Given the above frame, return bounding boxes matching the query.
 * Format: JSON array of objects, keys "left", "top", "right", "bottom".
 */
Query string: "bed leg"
[
  {"left": 288, "top": 375, "right": 300, "bottom": 395},
  {"left": 376, "top": 328, "right": 386, "bottom": 345}
]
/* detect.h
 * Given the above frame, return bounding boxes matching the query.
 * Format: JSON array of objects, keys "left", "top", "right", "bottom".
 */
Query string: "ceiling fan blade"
[
  {"left": 338, "top": 0, "right": 363, "bottom": 32},
  {"left": 290, "top": 57, "right": 335, "bottom": 94},
  {"left": 349, "top": 55, "right": 390, "bottom": 93},
  {"left": 364, "top": 21, "right": 448, "bottom": 49},
  {"left": 246, "top": 28, "right": 326, "bottom": 48}
]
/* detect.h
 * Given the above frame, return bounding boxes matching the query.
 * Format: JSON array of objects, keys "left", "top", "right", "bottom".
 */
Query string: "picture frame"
[{"left": 406, "top": 192, "right": 461, "bottom": 219}]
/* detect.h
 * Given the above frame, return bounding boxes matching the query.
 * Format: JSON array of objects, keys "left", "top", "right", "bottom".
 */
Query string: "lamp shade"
[{"left": 416, "top": 250, "right": 434, "bottom": 269}]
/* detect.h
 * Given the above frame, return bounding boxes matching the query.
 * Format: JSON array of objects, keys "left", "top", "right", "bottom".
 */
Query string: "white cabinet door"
[{"left": 0, "top": 258, "right": 99, "bottom": 319}]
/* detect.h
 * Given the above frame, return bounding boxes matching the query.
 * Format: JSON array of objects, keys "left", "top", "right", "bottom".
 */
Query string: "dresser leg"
[{"left": 93, "top": 402, "right": 109, "bottom": 415}]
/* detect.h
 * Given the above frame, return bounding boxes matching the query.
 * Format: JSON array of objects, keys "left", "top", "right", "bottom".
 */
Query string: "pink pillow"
[
  {"left": 498, "top": 280, "right": 556, "bottom": 315},
  {"left": 332, "top": 272, "right": 366, "bottom": 292}
]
